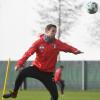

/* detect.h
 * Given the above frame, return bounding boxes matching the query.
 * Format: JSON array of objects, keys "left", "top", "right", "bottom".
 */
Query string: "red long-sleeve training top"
[{"left": 16, "top": 34, "right": 78, "bottom": 72}]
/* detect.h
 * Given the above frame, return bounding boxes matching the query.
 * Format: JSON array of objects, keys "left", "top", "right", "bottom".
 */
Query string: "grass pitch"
[{"left": 0, "top": 89, "right": 100, "bottom": 100}]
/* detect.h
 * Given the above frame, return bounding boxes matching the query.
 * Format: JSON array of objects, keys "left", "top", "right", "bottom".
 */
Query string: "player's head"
[
  {"left": 60, "top": 65, "right": 64, "bottom": 69},
  {"left": 45, "top": 24, "right": 57, "bottom": 38}
]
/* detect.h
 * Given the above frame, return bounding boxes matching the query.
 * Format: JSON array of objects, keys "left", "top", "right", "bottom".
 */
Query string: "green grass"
[{"left": 0, "top": 89, "right": 100, "bottom": 100}]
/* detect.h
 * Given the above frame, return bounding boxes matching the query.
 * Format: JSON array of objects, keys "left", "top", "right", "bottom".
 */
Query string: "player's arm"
[
  {"left": 58, "top": 40, "right": 83, "bottom": 54},
  {"left": 15, "top": 40, "right": 40, "bottom": 71}
]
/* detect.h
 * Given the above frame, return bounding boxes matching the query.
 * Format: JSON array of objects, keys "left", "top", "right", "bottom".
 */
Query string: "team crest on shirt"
[
  {"left": 39, "top": 44, "right": 45, "bottom": 52},
  {"left": 52, "top": 43, "right": 57, "bottom": 49}
]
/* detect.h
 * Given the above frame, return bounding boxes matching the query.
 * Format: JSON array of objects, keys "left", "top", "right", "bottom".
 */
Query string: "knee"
[{"left": 17, "top": 69, "right": 26, "bottom": 79}]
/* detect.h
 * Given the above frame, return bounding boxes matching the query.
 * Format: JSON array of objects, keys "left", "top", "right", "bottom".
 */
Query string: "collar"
[{"left": 43, "top": 35, "right": 55, "bottom": 43}]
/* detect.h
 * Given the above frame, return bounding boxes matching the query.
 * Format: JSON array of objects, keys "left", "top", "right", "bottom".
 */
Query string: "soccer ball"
[{"left": 86, "top": 1, "right": 98, "bottom": 14}]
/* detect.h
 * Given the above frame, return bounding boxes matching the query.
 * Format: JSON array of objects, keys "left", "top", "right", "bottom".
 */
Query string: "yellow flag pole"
[{"left": 2, "top": 58, "right": 11, "bottom": 100}]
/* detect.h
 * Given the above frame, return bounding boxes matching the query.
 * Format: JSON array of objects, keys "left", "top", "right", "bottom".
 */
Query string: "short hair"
[
  {"left": 45, "top": 24, "right": 57, "bottom": 31},
  {"left": 60, "top": 65, "right": 64, "bottom": 68}
]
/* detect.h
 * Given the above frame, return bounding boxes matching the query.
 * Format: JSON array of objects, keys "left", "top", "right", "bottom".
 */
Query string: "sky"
[{"left": 0, "top": 0, "right": 100, "bottom": 61}]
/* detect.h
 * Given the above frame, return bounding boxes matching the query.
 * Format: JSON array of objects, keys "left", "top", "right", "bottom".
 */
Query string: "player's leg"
[
  {"left": 3, "top": 66, "right": 41, "bottom": 98},
  {"left": 60, "top": 80, "right": 65, "bottom": 95},
  {"left": 41, "top": 73, "right": 58, "bottom": 100}
]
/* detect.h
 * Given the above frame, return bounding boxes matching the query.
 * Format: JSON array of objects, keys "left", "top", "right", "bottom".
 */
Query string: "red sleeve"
[
  {"left": 58, "top": 40, "right": 78, "bottom": 54},
  {"left": 16, "top": 39, "right": 40, "bottom": 68}
]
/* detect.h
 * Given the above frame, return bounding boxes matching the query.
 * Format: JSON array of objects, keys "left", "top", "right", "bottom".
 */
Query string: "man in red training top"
[
  {"left": 54, "top": 65, "right": 65, "bottom": 95},
  {"left": 3, "top": 24, "right": 83, "bottom": 100}
]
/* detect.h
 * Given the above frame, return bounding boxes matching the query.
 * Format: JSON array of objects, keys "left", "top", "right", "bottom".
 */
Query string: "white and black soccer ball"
[{"left": 86, "top": 1, "right": 98, "bottom": 14}]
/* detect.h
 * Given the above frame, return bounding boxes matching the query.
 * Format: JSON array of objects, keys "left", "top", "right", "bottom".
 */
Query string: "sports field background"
[
  {"left": 0, "top": 61, "right": 100, "bottom": 100},
  {"left": 0, "top": 89, "right": 100, "bottom": 100},
  {"left": 0, "top": 61, "right": 100, "bottom": 90}
]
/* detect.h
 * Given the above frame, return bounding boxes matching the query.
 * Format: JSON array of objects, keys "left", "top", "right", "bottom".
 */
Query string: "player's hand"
[
  {"left": 75, "top": 50, "right": 84, "bottom": 54},
  {"left": 15, "top": 66, "right": 20, "bottom": 71},
  {"left": 15, "top": 65, "right": 24, "bottom": 71}
]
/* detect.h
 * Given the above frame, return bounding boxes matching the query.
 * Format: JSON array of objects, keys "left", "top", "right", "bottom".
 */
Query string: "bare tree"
[{"left": 33, "top": 0, "right": 83, "bottom": 38}]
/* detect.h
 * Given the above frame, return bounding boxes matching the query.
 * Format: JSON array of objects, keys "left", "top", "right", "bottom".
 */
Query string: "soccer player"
[
  {"left": 3, "top": 24, "right": 83, "bottom": 100},
  {"left": 54, "top": 65, "right": 65, "bottom": 95}
]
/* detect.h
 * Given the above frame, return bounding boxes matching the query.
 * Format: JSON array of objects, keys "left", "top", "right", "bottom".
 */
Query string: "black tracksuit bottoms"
[{"left": 13, "top": 66, "right": 58, "bottom": 100}]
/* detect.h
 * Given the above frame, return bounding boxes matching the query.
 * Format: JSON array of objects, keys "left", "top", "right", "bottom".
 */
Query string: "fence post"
[{"left": 82, "top": 60, "right": 85, "bottom": 91}]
